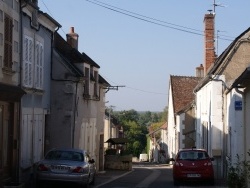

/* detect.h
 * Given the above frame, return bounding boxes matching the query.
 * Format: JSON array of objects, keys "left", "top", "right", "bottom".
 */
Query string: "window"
[
  {"left": 5, "top": 0, "right": 13, "bottom": 8},
  {"left": 84, "top": 67, "right": 89, "bottom": 95},
  {"left": 0, "top": 33, "right": 3, "bottom": 45},
  {"left": 0, "top": 10, "right": 3, "bottom": 22},
  {"left": 23, "top": 35, "right": 44, "bottom": 89},
  {"left": 23, "top": 36, "right": 33, "bottom": 87},
  {"left": 14, "top": 19, "right": 18, "bottom": 32},
  {"left": 94, "top": 71, "right": 98, "bottom": 96},
  {"left": 14, "top": 41, "right": 18, "bottom": 53},
  {"left": 34, "top": 41, "right": 43, "bottom": 89},
  {"left": 13, "top": 0, "right": 19, "bottom": 12},
  {"left": 4, "top": 14, "right": 13, "bottom": 70}
]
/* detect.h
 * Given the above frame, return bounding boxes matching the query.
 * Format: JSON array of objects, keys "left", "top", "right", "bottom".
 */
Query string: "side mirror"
[{"left": 210, "top": 157, "right": 214, "bottom": 161}]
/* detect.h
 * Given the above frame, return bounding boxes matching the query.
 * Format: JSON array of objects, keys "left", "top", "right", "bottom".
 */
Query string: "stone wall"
[{"left": 104, "top": 155, "right": 132, "bottom": 171}]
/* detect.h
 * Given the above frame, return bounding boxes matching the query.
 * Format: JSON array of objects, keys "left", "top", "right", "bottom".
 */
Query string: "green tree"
[{"left": 112, "top": 109, "right": 167, "bottom": 157}]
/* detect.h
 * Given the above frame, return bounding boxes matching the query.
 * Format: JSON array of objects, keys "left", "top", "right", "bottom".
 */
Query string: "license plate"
[
  {"left": 187, "top": 174, "right": 201, "bottom": 177},
  {"left": 51, "top": 165, "right": 70, "bottom": 171}
]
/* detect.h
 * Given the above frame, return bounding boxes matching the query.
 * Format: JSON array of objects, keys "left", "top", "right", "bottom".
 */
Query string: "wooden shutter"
[
  {"left": 4, "top": 14, "right": 13, "bottom": 69},
  {"left": 23, "top": 36, "right": 33, "bottom": 87},
  {"left": 21, "top": 114, "right": 33, "bottom": 168},
  {"left": 33, "top": 114, "right": 43, "bottom": 163},
  {"left": 35, "top": 41, "right": 43, "bottom": 89}
]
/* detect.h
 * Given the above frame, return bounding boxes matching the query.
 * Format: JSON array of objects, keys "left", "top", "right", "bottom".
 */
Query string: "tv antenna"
[{"left": 212, "top": 0, "right": 226, "bottom": 14}]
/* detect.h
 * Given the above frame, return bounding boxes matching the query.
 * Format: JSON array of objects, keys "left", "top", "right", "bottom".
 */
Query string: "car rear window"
[
  {"left": 45, "top": 150, "right": 84, "bottom": 161},
  {"left": 178, "top": 151, "right": 209, "bottom": 160}
]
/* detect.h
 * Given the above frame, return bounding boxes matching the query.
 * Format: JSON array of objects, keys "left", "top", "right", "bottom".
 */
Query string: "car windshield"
[
  {"left": 178, "top": 151, "right": 209, "bottom": 160},
  {"left": 45, "top": 150, "right": 84, "bottom": 162}
]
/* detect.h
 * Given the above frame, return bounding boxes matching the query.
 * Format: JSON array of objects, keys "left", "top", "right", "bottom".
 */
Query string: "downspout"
[
  {"left": 72, "top": 82, "right": 78, "bottom": 148},
  {"left": 209, "top": 75, "right": 230, "bottom": 179}
]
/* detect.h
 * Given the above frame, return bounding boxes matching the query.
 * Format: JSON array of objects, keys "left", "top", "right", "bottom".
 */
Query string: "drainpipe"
[
  {"left": 207, "top": 75, "right": 229, "bottom": 179},
  {"left": 72, "top": 83, "right": 78, "bottom": 148}
]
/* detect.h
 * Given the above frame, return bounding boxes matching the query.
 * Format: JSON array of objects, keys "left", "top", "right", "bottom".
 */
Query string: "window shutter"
[
  {"left": 35, "top": 41, "right": 43, "bottom": 89},
  {"left": 21, "top": 114, "right": 33, "bottom": 168},
  {"left": 23, "top": 36, "right": 33, "bottom": 87},
  {"left": 4, "top": 14, "right": 13, "bottom": 69}
]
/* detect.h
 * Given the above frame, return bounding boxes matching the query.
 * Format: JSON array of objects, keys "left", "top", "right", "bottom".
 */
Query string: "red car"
[{"left": 170, "top": 148, "right": 214, "bottom": 186}]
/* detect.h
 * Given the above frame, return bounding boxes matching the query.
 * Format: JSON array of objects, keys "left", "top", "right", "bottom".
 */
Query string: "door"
[
  {"left": 99, "top": 134, "right": 104, "bottom": 171},
  {"left": 0, "top": 102, "right": 13, "bottom": 180}
]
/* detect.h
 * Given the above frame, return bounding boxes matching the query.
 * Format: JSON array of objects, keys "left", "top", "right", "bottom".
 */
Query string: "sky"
[{"left": 39, "top": 0, "right": 250, "bottom": 112}]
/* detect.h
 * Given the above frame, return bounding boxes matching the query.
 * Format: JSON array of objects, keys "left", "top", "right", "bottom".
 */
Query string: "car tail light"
[
  {"left": 73, "top": 167, "right": 84, "bottom": 173},
  {"left": 38, "top": 164, "right": 48, "bottom": 171},
  {"left": 175, "top": 162, "right": 183, "bottom": 166},
  {"left": 204, "top": 162, "right": 212, "bottom": 166}
]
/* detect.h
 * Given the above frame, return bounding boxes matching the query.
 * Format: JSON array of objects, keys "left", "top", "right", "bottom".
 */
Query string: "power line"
[
  {"left": 40, "top": 0, "right": 67, "bottom": 35},
  {"left": 85, "top": 0, "right": 234, "bottom": 42},
  {"left": 90, "top": 0, "right": 203, "bottom": 34},
  {"left": 103, "top": 76, "right": 168, "bottom": 96}
]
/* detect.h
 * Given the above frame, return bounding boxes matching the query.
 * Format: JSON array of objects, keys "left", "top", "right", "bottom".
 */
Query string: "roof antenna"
[{"left": 213, "top": 0, "right": 226, "bottom": 14}]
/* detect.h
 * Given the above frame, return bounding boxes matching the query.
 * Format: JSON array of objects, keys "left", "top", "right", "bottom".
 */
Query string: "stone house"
[
  {"left": 19, "top": 0, "right": 61, "bottom": 184},
  {"left": 46, "top": 28, "right": 110, "bottom": 172},
  {"left": 194, "top": 21, "right": 250, "bottom": 179},
  {"left": 0, "top": 0, "right": 26, "bottom": 185},
  {"left": 167, "top": 75, "right": 201, "bottom": 159}
]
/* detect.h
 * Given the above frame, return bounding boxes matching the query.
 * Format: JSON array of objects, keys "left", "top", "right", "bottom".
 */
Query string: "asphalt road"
[
  {"left": 95, "top": 163, "right": 228, "bottom": 188},
  {"left": 31, "top": 163, "right": 228, "bottom": 188}
]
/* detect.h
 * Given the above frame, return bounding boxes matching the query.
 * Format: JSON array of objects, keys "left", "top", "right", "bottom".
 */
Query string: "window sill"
[
  {"left": 23, "top": 87, "right": 44, "bottom": 95},
  {"left": 2, "top": 67, "right": 15, "bottom": 75}
]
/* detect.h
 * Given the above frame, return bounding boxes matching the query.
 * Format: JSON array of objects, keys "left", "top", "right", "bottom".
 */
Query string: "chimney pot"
[{"left": 66, "top": 27, "right": 79, "bottom": 50}]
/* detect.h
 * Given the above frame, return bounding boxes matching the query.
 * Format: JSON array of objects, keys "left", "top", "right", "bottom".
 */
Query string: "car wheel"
[
  {"left": 173, "top": 179, "right": 180, "bottom": 186},
  {"left": 208, "top": 178, "right": 215, "bottom": 186}
]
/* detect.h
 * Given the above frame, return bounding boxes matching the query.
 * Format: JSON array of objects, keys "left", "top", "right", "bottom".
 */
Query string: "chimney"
[
  {"left": 196, "top": 64, "right": 204, "bottom": 77},
  {"left": 204, "top": 13, "right": 216, "bottom": 74},
  {"left": 66, "top": 27, "right": 79, "bottom": 50}
]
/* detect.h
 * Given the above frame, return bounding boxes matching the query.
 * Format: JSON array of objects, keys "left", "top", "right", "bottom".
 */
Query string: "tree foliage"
[{"left": 112, "top": 107, "right": 168, "bottom": 157}]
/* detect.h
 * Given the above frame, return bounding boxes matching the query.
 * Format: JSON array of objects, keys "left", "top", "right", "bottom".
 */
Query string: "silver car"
[{"left": 35, "top": 148, "right": 96, "bottom": 188}]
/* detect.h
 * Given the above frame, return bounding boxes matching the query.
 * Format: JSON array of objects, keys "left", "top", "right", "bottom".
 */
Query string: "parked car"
[
  {"left": 35, "top": 148, "right": 96, "bottom": 188},
  {"left": 170, "top": 148, "right": 214, "bottom": 186}
]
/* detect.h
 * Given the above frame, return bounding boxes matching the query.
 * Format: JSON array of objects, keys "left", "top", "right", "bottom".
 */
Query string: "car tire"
[
  {"left": 208, "top": 178, "right": 215, "bottom": 186},
  {"left": 173, "top": 179, "right": 180, "bottom": 186}
]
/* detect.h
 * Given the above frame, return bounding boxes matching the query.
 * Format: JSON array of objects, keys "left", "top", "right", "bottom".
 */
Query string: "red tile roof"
[{"left": 170, "top": 76, "right": 202, "bottom": 114}]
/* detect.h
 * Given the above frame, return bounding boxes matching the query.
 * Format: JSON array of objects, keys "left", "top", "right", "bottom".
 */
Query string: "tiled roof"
[
  {"left": 160, "top": 122, "right": 168, "bottom": 130},
  {"left": 170, "top": 76, "right": 202, "bottom": 114},
  {"left": 105, "top": 138, "right": 129, "bottom": 144}
]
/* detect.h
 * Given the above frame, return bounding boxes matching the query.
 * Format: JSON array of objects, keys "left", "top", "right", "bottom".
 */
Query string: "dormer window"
[
  {"left": 94, "top": 70, "right": 98, "bottom": 97},
  {"left": 84, "top": 67, "right": 90, "bottom": 96}
]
